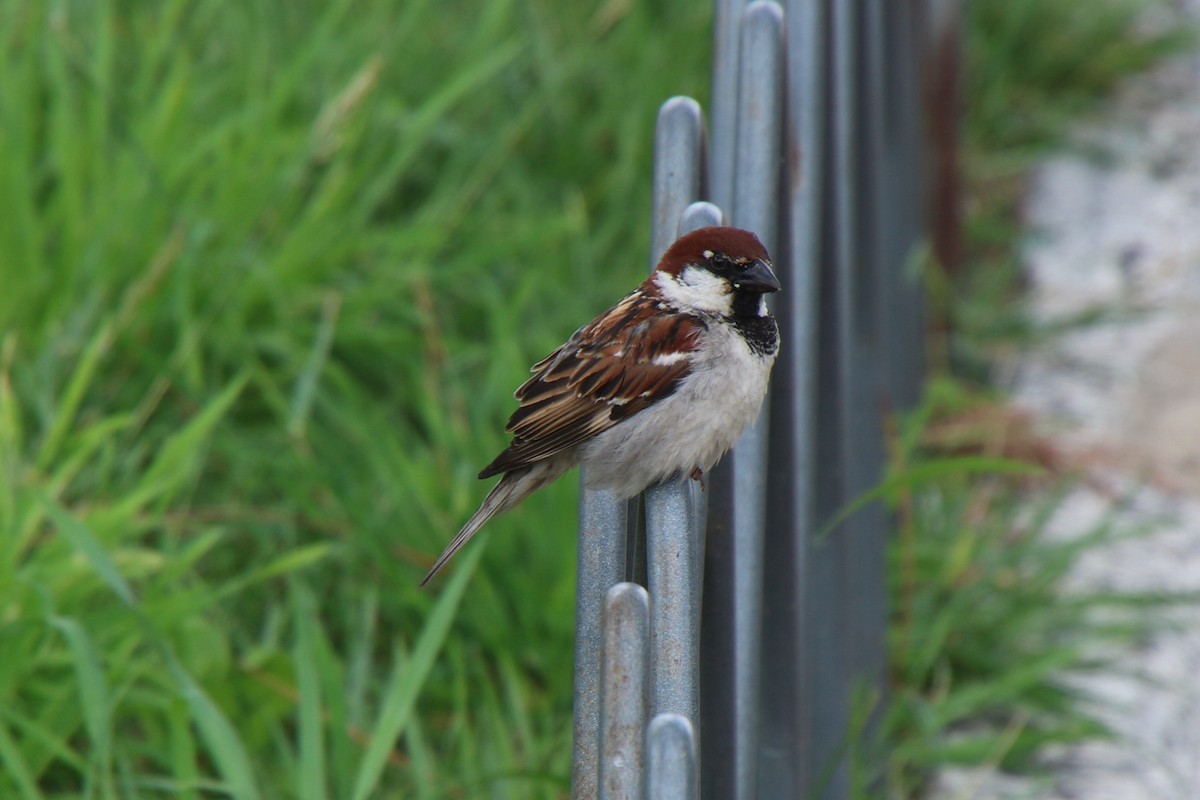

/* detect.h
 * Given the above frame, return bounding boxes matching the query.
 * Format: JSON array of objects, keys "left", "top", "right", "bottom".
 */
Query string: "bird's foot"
[{"left": 689, "top": 466, "right": 706, "bottom": 491}]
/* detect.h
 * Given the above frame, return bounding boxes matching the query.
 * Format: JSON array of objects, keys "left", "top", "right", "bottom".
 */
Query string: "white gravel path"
[{"left": 933, "top": 4, "right": 1200, "bottom": 798}]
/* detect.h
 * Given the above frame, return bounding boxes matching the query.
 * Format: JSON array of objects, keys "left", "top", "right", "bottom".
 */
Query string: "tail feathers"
[{"left": 420, "top": 460, "right": 567, "bottom": 587}]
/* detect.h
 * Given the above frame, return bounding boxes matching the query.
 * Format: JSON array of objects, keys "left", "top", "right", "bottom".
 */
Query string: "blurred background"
[{"left": 0, "top": 0, "right": 1190, "bottom": 798}]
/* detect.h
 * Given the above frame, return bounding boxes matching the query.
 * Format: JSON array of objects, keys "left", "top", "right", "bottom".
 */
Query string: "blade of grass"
[
  {"left": 158, "top": 648, "right": 261, "bottom": 800},
  {"left": 0, "top": 717, "right": 39, "bottom": 800},
  {"left": 291, "top": 579, "right": 328, "bottom": 800},
  {"left": 288, "top": 292, "right": 341, "bottom": 440},
  {"left": 133, "top": 374, "right": 248, "bottom": 506},
  {"left": 167, "top": 698, "right": 203, "bottom": 800},
  {"left": 350, "top": 541, "right": 484, "bottom": 800},
  {"left": 47, "top": 614, "right": 114, "bottom": 798},
  {"left": 42, "top": 494, "right": 136, "bottom": 606},
  {"left": 35, "top": 320, "right": 113, "bottom": 472}
]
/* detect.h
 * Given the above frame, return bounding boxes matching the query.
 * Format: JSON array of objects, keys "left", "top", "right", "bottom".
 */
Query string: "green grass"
[
  {"left": 0, "top": 0, "right": 709, "bottom": 796},
  {"left": 872, "top": 379, "right": 1183, "bottom": 798},
  {"left": 950, "top": 0, "right": 1192, "bottom": 377},
  {"left": 966, "top": 0, "right": 1191, "bottom": 153}
]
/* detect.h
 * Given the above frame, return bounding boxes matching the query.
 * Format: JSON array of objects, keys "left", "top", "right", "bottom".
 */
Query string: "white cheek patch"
[{"left": 654, "top": 267, "right": 733, "bottom": 316}]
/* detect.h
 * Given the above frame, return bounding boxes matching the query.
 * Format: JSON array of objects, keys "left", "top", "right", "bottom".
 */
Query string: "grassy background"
[
  {"left": 0, "top": 0, "right": 1188, "bottom": 797},
  {"left": 1, "top": 0, "right": 709, "bottom": 797}
]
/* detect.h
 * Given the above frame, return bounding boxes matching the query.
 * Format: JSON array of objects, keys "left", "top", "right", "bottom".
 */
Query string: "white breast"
[{"left": 578, "top": 323, "right": 776, "bottom": 498}]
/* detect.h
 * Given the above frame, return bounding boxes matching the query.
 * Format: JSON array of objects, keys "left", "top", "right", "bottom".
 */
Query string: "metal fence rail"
[{"left": 571, "top": 1, "right": 929, "bottom": 797}]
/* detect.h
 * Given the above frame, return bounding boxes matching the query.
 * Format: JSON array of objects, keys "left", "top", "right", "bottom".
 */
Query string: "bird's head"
[{"left": 651, "top": 226, "right": 781, "bottom": 318}]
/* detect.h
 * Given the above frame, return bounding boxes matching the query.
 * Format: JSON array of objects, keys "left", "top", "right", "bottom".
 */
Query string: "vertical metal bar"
[
  {"left": 758, "top": 0, "right": 828, "bottom": 793},
  {"left": 880, "top": 0, "right": 926, "bottom": 413},
  {"left": 698, "top": 5, "right": 784, "bottom": 800},
  {"left": 653, "top": 98, "right": 707, "bottom": 265},
  {"left": 731, "top": 0, "right": 785, "bottom": 246},
  {"left": 807, "top": 173, "right": 851, "bottom": 800},
  {"left": 851, "top": 0, "right": 891, "bottom": 775},
  {"left": 901, "top": 0, "right": 928, "bottom": 403},
  {"left": 880, "top": 0, "right": 912, "bottom": 410},
  {"left": 835, "top": 0, "right": 886, "bottom": 791},
  {"left": 646, "top": 714, "right": 698, "bottom": 800},
  {"left": 599, "top": 583, "right": 651, "bottom": 800},
  {"left": 710, "top": 0, "right": 749, "bottom": 215},
  {"left": 849, "top": 0, "right": 890, "bottom": 689},
  {"left": 700, "top": 0, "right": 743, "bottom": 780},
  {"left": 678, "top": 202, "right": 724, "bottom": 238},
  {"left": 832, "top": 0, "right": 863, "bottom": 347},
  {"left": 784, "top": 1, "right": 868, "bottom": 797},
  {"left": 645, "top": 480, "right": 701, "bottom": 729},
  {"left": 574, "top": 489, "right": 630, "bottom": 800}
]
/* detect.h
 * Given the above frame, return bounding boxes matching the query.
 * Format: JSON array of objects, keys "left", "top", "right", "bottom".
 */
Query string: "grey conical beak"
[{"left": 735, "top": 259, "right": 782, "bottom": 293}]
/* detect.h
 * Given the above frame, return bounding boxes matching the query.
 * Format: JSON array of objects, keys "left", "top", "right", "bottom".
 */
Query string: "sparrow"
[{"left": 420, "top": 226, "right": 780, "bottom": 586}]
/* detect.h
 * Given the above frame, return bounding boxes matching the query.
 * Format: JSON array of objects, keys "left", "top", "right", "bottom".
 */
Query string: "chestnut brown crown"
[
  {"left": 659, "top": 226, "right": 770, "bottom": 273},
  {"left": 657, "top": 226, "right": 780, "bottom": 295}
]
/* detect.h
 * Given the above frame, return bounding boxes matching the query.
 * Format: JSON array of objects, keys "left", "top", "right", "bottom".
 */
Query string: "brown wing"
[{"left": 478, "top": 290, "right": 706, "bottom": 479}]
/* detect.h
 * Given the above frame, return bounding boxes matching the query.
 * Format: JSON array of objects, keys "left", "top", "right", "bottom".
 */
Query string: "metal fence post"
[
  {"left": 824, "top": 0, "right": 890, "bottom": 794},
  {"left": 645, "top": 478, "right": 702, "bottom": 728},
  {"left": 710, "top": 0, "right": 748, "bottom": 216},
  {"left": 653, "top": 98, "right": 707, "bottom": 263},
  {"left": 880, "top": 0, "right": 927, "bottom": 413},
  {"left": 700, "top": 4, "right": 784, "bottom": 800},
  {"left": 575, "top": 489, "right": 632, "bottom": 800},
  {"left": 646, "top": 714, "right": 699, "bottom": 800},
  {"left": 758, "top": 0, "right": 828, "bottom": 795},
  {"left": 599, "top": 583, "right": 652, "bottom": 800}
]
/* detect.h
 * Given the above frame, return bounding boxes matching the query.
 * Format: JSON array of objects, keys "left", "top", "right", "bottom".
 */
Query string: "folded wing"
[{"left": 478, "top": 291, "right": 705, "bottom": 478}]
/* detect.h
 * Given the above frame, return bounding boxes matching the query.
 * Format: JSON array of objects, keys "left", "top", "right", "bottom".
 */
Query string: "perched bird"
[{"left": 420, "top": 226, "right": 781, "bottom": 586}]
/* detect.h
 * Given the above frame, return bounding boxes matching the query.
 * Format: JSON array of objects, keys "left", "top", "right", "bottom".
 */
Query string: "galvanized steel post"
[
  {"left": 653, "top": 98, "right": 707, "bottom": 263},
  {"left": 644, "top": 480, "right": 702, "bottom": 733},
  {"left": 574, "top": 489, "right": 631, "bottom": 800},
  {"left": 646, "top": 714, "right": 698, "bottom": 800},
  {"left": 848, "top": 0, "right": 890, "bottom": 695},
  {"left": 881, "top": 0, "right": 927, "bottom": 412},
  {"left": 759, "top": 0, "right": 828, "bottom": 794},
  {"left": 833, "top": 0, "right": 889, "bottom": 703},
  {"left": 701, "top": 4, "right": 784, "bottom": 800},
  {"left": 709, "top": 0, "right": 748, "bottom": 214},
  {"left": 599, "top": 583, "right": 652, "bottom": 800}
]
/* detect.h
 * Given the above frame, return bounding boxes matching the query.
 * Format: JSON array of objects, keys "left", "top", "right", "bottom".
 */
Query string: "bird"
[{"left": 420, "top": 226, "right": 781, "bottom": 587}]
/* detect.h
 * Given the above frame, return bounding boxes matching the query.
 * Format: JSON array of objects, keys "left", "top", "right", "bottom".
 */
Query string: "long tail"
[{"left": 419, "top": 458, "right": 570, "bottom": 587}]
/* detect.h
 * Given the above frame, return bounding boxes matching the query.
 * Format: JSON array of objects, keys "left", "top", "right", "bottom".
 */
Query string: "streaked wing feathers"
[{"left": 478, "top": 291, "right": 704, "bottom": 478}]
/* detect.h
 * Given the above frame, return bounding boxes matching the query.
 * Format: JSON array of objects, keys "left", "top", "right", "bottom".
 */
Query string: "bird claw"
[{"left": 689, "top": 466, "right": 706, "bottom": 491}]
